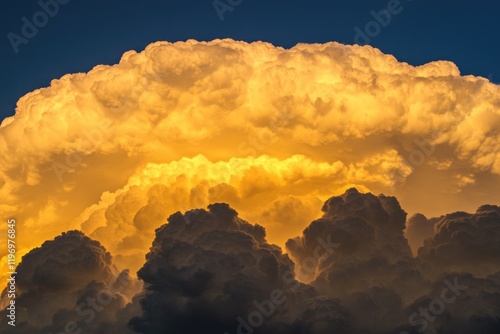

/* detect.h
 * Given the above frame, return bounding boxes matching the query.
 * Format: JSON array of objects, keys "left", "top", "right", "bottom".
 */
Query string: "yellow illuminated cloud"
[{"left": 0, "top": 39, "right": 499, "bottom": 280}]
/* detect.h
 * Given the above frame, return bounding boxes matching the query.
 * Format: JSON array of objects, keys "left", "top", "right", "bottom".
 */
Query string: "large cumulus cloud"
[
  {"left": 1, "top": 39, "right": 499, "bottom": 283},
  {"left": 127, "top": 190, "right": 500, "bottom": 333},
  {"left": 129, "top": 203, "right": 351, "bottom": 334},
  {"left": 286, "top": 188, "right": 415, "bottom": 289},
  {"left": 284, "top": 189, "right": 500, "bottom": 333},
  {"left": 286, "top": 188, "right": 424, "bottom": 333},
  {"left": 2, "top": 189, "right": 500, "bottom": 333}
]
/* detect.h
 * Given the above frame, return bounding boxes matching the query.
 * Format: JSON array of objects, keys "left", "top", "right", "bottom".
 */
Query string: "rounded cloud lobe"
[
  {"left": 286, "top": 189, "right": 423, "bottom": 332},
  {"left": 0, "top": 231, "right": 140, "bottom": 334},
  {"left": 129, "top": 203, "right": 350, "bottom": 334},
  {"left": 417, "top": 205, "right": 500, "bottom": 278}
]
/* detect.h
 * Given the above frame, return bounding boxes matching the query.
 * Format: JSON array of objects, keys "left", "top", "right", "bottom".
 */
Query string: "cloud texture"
[
  {"left": 127, "top": 190, "right": 499, "bottom": 333},
  {"left": 5, "top": 189, "right": 499, "bottom": 333},
  {"left": 0, "top": 231, "right": 141, "bottom": 334},
  {"left": 1, "top": 39, "right": 499, "bottom": 281},
  {"left": 0, "top": 39, "right": 499, "bottom": 332}
]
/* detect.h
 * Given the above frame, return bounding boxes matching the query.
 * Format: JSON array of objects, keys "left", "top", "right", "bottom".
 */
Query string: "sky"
[
  {"left": 1, "top": 1, "right": 500, "bottom": 333},
  {"left": 1, "top": 0, "right": 499, "bottom": 121}
]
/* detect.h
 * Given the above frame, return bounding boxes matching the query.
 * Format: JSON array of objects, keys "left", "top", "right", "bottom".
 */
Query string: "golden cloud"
[{"left": 0, "top": 39, "right": 499, "bottom": 279}]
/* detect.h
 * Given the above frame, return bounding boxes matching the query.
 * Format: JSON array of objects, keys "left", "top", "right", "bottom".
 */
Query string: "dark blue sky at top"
[{"left": 0, "top": 0, "right": 498, "bottom": 121}]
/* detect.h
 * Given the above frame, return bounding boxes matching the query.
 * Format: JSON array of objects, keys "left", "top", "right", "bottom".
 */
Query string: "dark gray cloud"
[
  {"left": 286, "top": 189, "right": 500, "bottom": 333},
  {"left": 417, "top": 204, "right": 500, "bottom": 279},
  {"left": 286, "top": 188, "right": 426, "bottom": 333},
  {"left": 129, "top": 203, "right": 351, "bottom": 334},
  {"left": 402, "top": 273, "right": 500, "bottom": 334},
  {"left": 287, "top": 189, "right": 416, "bottom": 290},
  {"left": 0, "top": 231, "right": 140, "bottom": 334},
  {"left": 3, "top": 190, "right": 500, "bottom": 334}
]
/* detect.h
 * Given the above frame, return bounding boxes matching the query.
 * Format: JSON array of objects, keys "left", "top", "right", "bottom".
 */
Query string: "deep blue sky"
[{"left": 1, "top": 0, "right": 498, "bottom": 121}]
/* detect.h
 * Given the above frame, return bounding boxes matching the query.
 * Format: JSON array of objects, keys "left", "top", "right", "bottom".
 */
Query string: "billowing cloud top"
[
  {"left": 0, "top": 39, "right": 499, "bottom": 286},
  {"left": 417, "top": 204, "right": 500, "bottom": 278},
  {"left": 129, "top": 203, "right": 350, "bottom": 333}
]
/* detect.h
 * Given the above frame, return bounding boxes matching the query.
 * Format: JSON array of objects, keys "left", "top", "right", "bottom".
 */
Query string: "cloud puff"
[
  {"left": 129, "top": 203, "right": 350, "bottom": 334},
  {"left": 285, "top": 189, "right": 500, "bottom": 333},
  {"left": 417, "top": 204, "right": 500, "bottom": 279},
  {"left": 404, "top": 213, "right": 439, "bottom": 255},
  {"left": 286, "top": 188, "right": 413, "bottom": 285},
  {"left": 0, "top": 231, "right": 140, "bottom": 334},
  {"left": 286, "top": 188, "right": 425, "bottom": 332}
]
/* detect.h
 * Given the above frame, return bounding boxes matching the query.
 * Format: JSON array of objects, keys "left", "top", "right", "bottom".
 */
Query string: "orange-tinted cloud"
[{"left": 0, "top": 39, "right": 498, "bottom": 280}]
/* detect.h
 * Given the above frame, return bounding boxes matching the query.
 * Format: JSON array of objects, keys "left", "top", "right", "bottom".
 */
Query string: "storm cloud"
[
  {"left": 2, "top": 189, "right": 500, "bottom": 333},
  {"left": 0, "top": 38, "right": 499, "bottom": 333},
  {"left": 0, "top": 231, "right": 141, "bottom": 334},
  {"left": 129, "top": 203, "right": 351, "bottom": 334}
]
